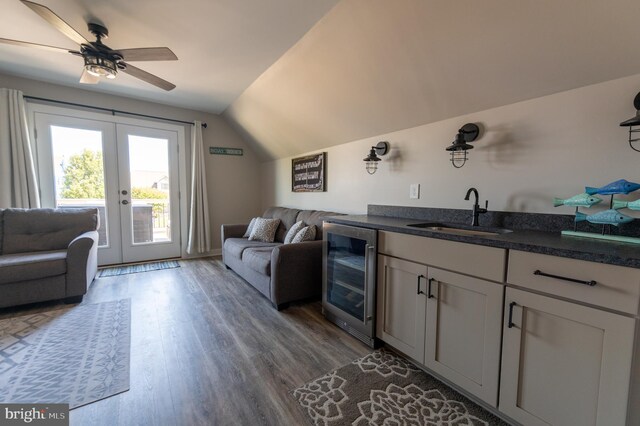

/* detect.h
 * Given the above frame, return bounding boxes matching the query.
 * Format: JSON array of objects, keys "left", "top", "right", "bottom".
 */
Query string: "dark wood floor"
[{"left": 0, "top": 258, "right": 370, "bottom": 425}]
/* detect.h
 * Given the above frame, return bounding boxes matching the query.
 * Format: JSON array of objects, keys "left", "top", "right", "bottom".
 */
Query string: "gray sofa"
[
  {"left": 221, "top": 207, "right": 342, "bottom": 310},
  {"left": 0, "top": 208, "right": 100, "bottom": 309}
]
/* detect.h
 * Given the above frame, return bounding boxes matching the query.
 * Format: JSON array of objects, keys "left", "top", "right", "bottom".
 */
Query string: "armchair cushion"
[{"left": 0, "top": 250, "right": 67, "bottom": 285}]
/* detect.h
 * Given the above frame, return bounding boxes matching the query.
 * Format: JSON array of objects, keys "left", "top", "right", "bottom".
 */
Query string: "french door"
[{"left": 34, "top": 112, "right": 182, "bottom": 265}]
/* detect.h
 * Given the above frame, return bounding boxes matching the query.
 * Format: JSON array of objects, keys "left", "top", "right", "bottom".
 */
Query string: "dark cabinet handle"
[
  {"left": 121, "top": 200, "right": 129, "bottom": 205},
  {"left": 417, "top": 275, "right": 425, "bottom": 295},
  {"left": 508, "top": 301, "right": 517, "bottom": 328},
  {"left": 533, "top": 270, "right": 596, "bottom": 287},
  {"left": 427, "top": 278, "right": 435, "bottom": 299}
]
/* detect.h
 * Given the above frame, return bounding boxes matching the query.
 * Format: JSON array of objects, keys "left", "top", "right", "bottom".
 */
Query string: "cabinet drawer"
[
  {"left": 507, "top": 250, "right": 640, "bottom": 315},
  {"left": 378, "top": 231, "right": 506, "bottom": 282}
]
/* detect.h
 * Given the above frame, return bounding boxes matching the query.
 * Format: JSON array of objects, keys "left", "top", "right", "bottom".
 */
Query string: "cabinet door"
[
  {"left": 500, "top": 288, "right": 636, "bottom": 426},
  {"left": 376, "top": 255, "right": 428, "bottom": 362},
  {"left": 424, "top": 268, "right": 504, "bottom": 407}
]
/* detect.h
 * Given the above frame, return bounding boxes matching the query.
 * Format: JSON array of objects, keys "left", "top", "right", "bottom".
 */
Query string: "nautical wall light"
[
  {"left": 620, "top": 92, "right": 640, "bottom": 152},
  {"left": 446, "top": 123, "right": 480, "bottom": 168},
  {"left": 363, "top": 141, "right": 390, "bottom": 174}
]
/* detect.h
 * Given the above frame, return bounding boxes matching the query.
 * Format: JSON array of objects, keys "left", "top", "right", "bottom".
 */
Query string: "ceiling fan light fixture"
[{"left": 84, "top": 55, "right": 117, "bottom": 79}]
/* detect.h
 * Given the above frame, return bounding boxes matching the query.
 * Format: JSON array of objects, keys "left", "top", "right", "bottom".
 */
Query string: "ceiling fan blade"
[
  {"left": 117, "top": 47, "right": 178, "bottom": 62},
  {"left": 121, "top": 63, "right": 176, "bottom": 91},
  {"left": 80, "top": 69, "right": 99, "bottom": 85},
  {"left": 20, "top": 0, "right": 88, "bottom": 46},
  {"left": 0, "top": 37, "right": 77, "bottom": 54}
]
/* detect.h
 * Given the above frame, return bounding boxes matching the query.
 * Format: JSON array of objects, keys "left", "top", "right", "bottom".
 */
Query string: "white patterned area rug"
[
  {"left": 293, "top": 349, "right": 510, "bottom": 426},
  {"left": 0, "top": 299, "right": 131, "bottom": 409}
]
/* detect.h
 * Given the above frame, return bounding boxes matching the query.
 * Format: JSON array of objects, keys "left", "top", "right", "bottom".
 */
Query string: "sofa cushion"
[
  {"left": 2, "top": 208, "right": 99, "bottom": 254},
  {"left": 249, "top": 218, "right": 281, "bottom": 242},
  {"left": 242, "top": 247, "right": 273, "bottom": 276},
  {"left": 296, "top": 210, "right": 343, "bottom": 240},
  {"left": 0, "top": 250, "right": 67, "bottom": 285},
  {"left": 291, "top": 225, "right": 317, "bottom": 243},
  {"left": 263, "top": 207, "right": 301, "bottom": 243},
  {"left": 224, "top": 238, "right": 280, "bottom": 260},
  {"left": 284, "top": 220, "right": 305, "bottom": 244}
]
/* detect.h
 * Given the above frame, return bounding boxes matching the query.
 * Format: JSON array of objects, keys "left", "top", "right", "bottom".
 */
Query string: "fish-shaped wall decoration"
[
  {"left": 612, "top": 199, "right": 640, "bottom": 211},
  {"left": 585, "top": 179, "right": 640, "bottom": 195},
  {"left": 553, "top": 193, "right": 603, "bottom": 208},
  {"left": 575, "top": 209, "right": 634, "bottom": 226}
]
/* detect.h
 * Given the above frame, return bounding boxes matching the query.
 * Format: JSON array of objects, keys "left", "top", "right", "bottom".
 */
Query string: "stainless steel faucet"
[{"left": 464, "top": 187, "right": 488, "bottom": 226}]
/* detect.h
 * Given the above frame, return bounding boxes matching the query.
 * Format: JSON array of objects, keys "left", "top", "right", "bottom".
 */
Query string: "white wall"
[
  {"left": 263, "top": 73, "right": 640, "bottom": 216},
  {"left": 0, "top": 72, "right": 263, "bottom": 253}
]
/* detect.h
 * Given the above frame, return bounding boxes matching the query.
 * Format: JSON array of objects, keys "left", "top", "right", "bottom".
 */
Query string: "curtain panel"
[
  {"left": 186, "top": 121, "right": 211, "bottom": 254},
  {"left": 0, "top": 88, "right": 40, "bottom": 208}
]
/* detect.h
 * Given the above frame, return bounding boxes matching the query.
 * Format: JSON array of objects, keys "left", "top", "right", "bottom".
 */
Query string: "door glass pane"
[
  {"left": 326, "top": 233, "right": 366, "bottom": 321},
  {"left": 50, "top": 126, "right": 108, "bottom": 247},
  {"left": 128, "top": 135, "right": 171, "bottom": 244}
]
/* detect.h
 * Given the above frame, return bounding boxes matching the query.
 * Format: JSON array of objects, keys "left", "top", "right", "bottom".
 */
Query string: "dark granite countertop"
[{"left": 325, "top": 213, "right": 640, "bottom": 269}]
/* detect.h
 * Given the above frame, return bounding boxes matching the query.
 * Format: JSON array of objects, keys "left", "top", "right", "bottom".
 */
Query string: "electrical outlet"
[{"left": 409, "top": 183, "right": 420, "bottom": 199}]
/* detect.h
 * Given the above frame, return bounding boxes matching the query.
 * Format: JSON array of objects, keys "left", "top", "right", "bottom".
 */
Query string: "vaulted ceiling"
[
  {"left": 0, "top": 0, "right": 339, "bottom": 112},
  {"left": 3, "top": 1, "right": 640, "bottom": 162},
  {"left": 225, "top": 0, "right": 640, "bottom": 160}
]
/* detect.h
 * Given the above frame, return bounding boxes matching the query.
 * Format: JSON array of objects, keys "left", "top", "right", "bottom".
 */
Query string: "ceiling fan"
[{"left": 0, "top": 0, "right": 178, "bottom": 91}]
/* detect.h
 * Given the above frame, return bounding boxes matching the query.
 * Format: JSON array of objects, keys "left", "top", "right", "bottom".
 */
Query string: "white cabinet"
[
  {"left": 376, "top": 254, "right": 428, "bottom": 362},
  {"left": 500, "top": 287, "right": 636, "bottom": 426},
  {"left": 503, "top": 251, "right": 640, "bottom": 426},
  {"left": 424, "top": 268, "right": 504, "bottom": 407},
  {"left": 377, "top": 231, "right": 507, "bottom": 406}
]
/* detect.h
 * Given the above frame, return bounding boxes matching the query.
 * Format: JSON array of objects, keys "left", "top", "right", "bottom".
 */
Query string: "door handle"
[
  {"left": 121, "top": 189, "right": 128, "bottom": 195},
  {"left": 533, "top": 270, "right": 596, "bottom": 287},
  {"left": 417, "top": 275, "right": 425, "bottom": 295},
  {"left": 508, "top": 301, "right": 517, "bottom": 328},
  {"left": 427, "top": 278, "right": 435, "bottom": 299},
  {"left": 121, "top": 200, "right": 129, "bottom": 205}
]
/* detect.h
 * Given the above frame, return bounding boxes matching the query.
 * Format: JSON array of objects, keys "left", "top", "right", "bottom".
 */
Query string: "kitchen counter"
[{"left": 325, "top": 213, "right": 640, "bottom": 269}]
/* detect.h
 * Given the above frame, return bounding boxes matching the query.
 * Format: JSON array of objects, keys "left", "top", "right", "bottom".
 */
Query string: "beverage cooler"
[{"left": 322, "top": 222, "right": 377, "bottom": 347}]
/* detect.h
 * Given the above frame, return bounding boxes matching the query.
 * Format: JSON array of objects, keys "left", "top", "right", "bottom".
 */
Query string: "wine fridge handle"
[{"left": 363, "top": 245, "right": 374, "bottom": 324}]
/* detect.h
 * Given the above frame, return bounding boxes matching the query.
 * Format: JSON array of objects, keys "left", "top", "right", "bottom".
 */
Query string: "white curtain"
[
  {"left": 0, "top": 88, "right": 40, "bottom": 208},
  {"left": 187, "top": 121, "right": 211, "bottom": 254}
]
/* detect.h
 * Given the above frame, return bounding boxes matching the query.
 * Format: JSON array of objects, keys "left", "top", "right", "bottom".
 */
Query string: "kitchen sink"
[{"left": 406, "top": 222, "right": 513, "bottom": 237}]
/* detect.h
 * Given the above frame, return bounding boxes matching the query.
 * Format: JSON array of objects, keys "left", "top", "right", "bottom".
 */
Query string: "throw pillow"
[
  {"left": 249, "top": 218, "right": 281, "bottom": 242},
  {"left": 243, "top": 217, "right": 258, "bottom": 238},
  {"left": 291, "top": 225, "right": 316, "bottom": 243},
  {"left": 284, "top": 220, "right": 306, "bottom": 244}
]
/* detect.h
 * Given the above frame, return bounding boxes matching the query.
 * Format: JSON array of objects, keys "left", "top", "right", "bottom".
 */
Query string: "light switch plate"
[{"left": 410, "top": 183, "right": 420, "bottom": 199}]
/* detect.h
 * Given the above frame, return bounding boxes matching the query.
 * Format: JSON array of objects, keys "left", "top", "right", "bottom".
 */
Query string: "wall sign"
[
  {"left": 209, "top": 147, "right": 243, "bottom": 156},
  {"left": 292, "top": 152, "right": 326, "bottom": 192}
]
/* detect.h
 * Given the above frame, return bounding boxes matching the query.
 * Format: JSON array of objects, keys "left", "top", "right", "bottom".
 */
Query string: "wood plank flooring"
[{"left": 0, "top": 258, "right": 370, "bottom": 425}]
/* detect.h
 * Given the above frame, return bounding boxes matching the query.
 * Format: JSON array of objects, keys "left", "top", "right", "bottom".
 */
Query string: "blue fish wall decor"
[
  {"left": 575, "top": 209, "right": 634, "bottom": 226},
  {"left": 553, "top": 193, "right": 603, "bottom": 208},
  {"left": 585, "top": 179, "right": 640, "bottom": 195},
  {"left": 613, "top": 199, "right": 640, "bottom": 211}
]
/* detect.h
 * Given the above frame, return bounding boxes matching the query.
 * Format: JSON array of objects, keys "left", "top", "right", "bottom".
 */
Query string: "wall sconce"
[
  {"left": 619, "top": 92, "right": 640, "bottom": 152},
  {"left": 363, "top": 141, "right": 389, "bottom": 174},
  {"left": 445, "top": 123, "right": 480, "bottom": 168}
]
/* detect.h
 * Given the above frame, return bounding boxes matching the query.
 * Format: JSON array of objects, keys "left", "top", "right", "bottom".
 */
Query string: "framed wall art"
[{"left": 292, "top": 152, "right": 326, "bottom": 192}]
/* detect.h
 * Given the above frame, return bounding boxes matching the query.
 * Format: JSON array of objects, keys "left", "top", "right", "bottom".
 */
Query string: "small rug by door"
[
  {"left": 293, "top": 349, "right": 509, "bottom": 426},
  {"left": 0, "top": 299, "right": 131, "bottom": 409},
  {"left": 98, "top": 260, "right": 180, "bottom": 277}
]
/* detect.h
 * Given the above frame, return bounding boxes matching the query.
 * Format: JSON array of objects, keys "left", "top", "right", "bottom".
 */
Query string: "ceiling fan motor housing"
[{"left": 88, "top": 23, "right": 108, "bottom": 40}]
